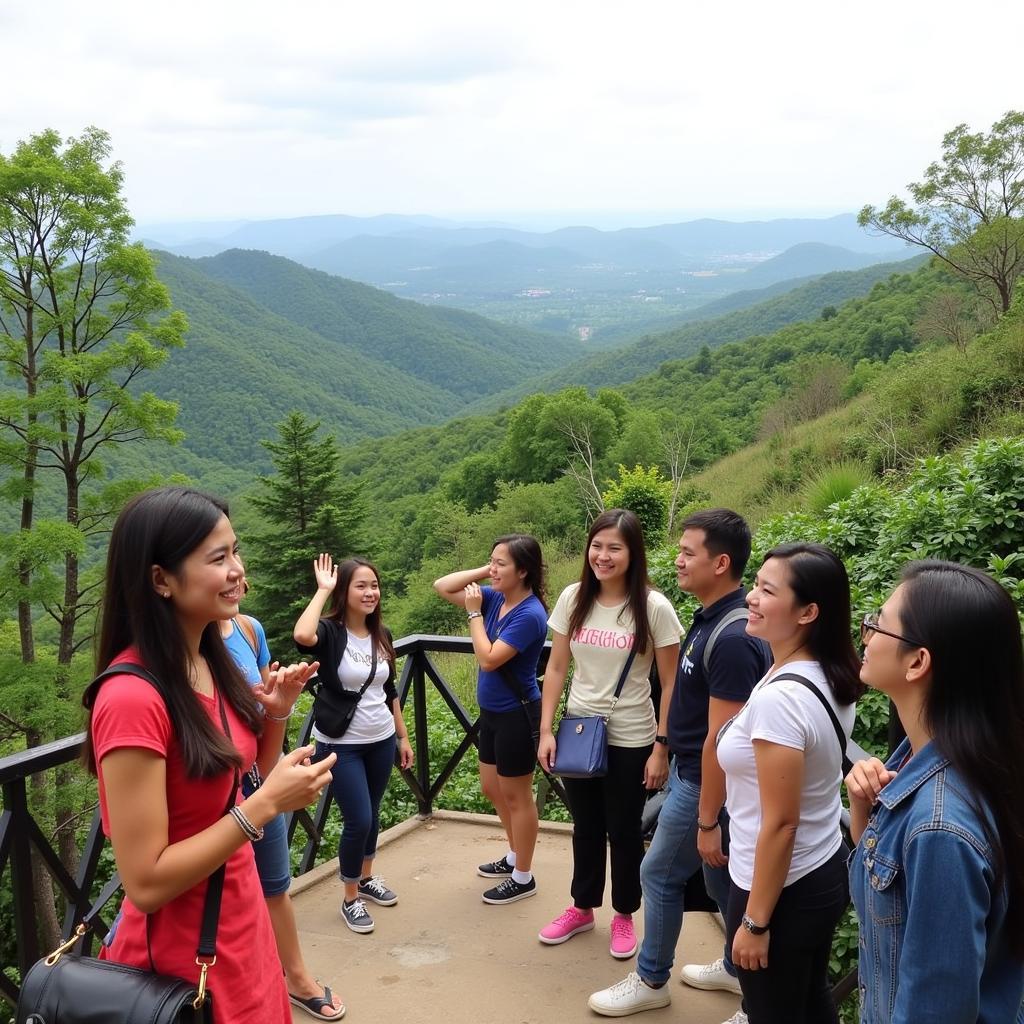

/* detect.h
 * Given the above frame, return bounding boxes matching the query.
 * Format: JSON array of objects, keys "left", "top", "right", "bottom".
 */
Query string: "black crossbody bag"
[
  {"left": 313, "top": 643, "right": 378, "bottom": 738},
  {"left": 18, "top": 663, "right": 238, "bottom": 1024}
]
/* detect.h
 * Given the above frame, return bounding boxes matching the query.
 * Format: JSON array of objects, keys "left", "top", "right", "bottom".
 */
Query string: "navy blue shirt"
[
  {"left": 477, "top": 586, "right": 547, "bottom": 713},
  {"left": 669, "top": 587, "right": 770, "bottom": 783}
]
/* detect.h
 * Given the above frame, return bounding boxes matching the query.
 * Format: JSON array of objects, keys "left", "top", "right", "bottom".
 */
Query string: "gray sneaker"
[
  {"left": 340, "top": 898, "right": 374, "bottom": 933},
  {"left": 358, "top": 875, "right": 398, "bottom": 906}
]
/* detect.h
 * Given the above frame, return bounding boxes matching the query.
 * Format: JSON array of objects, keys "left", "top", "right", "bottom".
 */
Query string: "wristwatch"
[
  {"left": 741, "top": 913, "right": 769, "bottom": 935},
  {"left": 654, "top": 734, "right": 668, "bottom": 746}
]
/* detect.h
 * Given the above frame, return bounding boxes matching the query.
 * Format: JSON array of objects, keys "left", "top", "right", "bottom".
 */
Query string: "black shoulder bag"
[
  {"left": 313, "top": 638, "right": 378, "bottom": 738},
  {"left": 18, "top": 663, "right": 239, "bottom": 1024}
]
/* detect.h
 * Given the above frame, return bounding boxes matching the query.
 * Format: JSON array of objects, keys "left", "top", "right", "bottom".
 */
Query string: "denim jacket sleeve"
[{"left": 891, "top": 825, "right": 993, "bottom": 1024}]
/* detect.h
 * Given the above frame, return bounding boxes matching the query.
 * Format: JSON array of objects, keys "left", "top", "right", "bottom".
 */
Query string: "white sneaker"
[
  {"left": 720, "top": 1012, "right": 748, "bottom": 1024},
  {"left": 587, "top": 972, "right": 671, "bottom": 1017},
  {"left": 679, "top": 957, "right": 742, "bottom": 994}
]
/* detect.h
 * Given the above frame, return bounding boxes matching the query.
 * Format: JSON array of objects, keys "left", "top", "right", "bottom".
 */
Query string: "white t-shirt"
[
  {"left": 717, "top": 660, "right": 855, "bottom": 890},
  {"left": 549, "top": 583, "right": 682, "bottom": 747},
  {"left": 311, "top": 630, "right": 395, "bottom": 745}
]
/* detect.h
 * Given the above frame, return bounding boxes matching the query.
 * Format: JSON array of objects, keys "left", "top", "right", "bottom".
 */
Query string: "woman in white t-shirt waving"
[
  {"left": 294, "top": 555, "right": 414, "bottom": 936},
  {"left": 716, "top": 542, "right": 862, "bottom": 1024},
  {"left": 537, "top": 509, "right": 682, "bottom": 960}
]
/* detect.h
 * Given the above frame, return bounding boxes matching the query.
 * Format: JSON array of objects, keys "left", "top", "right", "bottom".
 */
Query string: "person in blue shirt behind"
[
  {"left": 847, "top": 560, "right": 1024, "bottom": 1024},
  {"left": 434, "top": 534, "right": 550, "bottom": 906},
  {"left": 221, "top": 579, "right": 344, "bottom": 1021}
]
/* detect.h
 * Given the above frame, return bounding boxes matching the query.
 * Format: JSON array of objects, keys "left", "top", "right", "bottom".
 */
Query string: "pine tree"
[{"left": 246, "top": 412, "right": 368, "bottom": 653}]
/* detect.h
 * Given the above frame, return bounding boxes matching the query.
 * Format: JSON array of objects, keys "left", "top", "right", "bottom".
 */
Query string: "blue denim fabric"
[
  {"left": 637, "top": 763, "right": 733, "bottom": 985},
  {"left": 850, "top": 738, "right": 1024, "bottom": 1024},
  {"left": 242, "top": 773, "right": 291, "bottom": 897},
  {"left": 316, "top": 735, "right": 395, "bottom": 882}
]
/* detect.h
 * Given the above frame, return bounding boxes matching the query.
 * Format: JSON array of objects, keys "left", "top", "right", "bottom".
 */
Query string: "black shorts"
[{"left": 478, "top": 701, "right": 540, "bottom": 778}]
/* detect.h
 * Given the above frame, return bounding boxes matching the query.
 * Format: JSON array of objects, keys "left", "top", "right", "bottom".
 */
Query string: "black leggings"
[
  {"left": 725, "top": 846, "right": 848, "bottom": 1024},
  {"left": 563, "top": 743, "right": 652, "bottom": 914}
]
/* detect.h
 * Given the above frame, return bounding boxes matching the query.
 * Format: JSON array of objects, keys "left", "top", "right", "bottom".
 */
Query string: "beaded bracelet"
[{"left": 229, "top": 805, "right": 265, "bottom": 842}]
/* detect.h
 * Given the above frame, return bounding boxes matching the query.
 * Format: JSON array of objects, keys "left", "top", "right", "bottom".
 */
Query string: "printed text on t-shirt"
[{"left": 572, "top": 628, "right": 635, "bottom": 650}]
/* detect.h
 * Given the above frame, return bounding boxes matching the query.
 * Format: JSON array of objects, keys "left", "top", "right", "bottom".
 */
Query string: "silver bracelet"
[
  {"left": 467, "top": 611, "right": 483, "bottom": 621},
  {"left": 229, "top": 805, "right": 264, "bottom": 842},
  {"left": 264, "top": 707, "right": 292, "bottom": 722}
]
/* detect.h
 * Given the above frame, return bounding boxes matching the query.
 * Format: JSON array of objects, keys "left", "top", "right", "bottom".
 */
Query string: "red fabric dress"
[{"left": 91, "top": 650, "right": 289, "bottom": 1024}]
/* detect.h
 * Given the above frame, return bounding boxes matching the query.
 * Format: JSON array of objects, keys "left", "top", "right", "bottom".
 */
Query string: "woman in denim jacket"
[{"left": 847, "top": 561, "right": 1024, "bottom": 1023}]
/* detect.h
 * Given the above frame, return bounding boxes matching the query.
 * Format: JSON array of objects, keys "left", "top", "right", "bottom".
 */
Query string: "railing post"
[
  {"left": 411, "top": 648, "right": 431, "bottom": 815},
  {"left": 4, "top": 778, "right": 42, "bottom": 974}
]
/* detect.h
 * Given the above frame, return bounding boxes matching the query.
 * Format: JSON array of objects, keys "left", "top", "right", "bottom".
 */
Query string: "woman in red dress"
[{"left": 83, "top": 486, "right": 336, "bottom": 1024}]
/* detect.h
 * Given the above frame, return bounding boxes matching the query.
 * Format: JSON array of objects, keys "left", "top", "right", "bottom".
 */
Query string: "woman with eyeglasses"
[
  {"left": 715, "top": 542, "right": 862, "bottom": 1024},
  {"left": 847, "top": 562, "right": 1024, "bottom": 1023}
]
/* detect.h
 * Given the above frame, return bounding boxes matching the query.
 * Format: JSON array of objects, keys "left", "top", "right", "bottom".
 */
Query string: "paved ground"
[{"left": 290, "top": 810, "right": 742, "bottom": 1024}]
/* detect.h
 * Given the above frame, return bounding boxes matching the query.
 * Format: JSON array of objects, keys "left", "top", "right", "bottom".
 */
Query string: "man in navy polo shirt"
[{"left": 589, "top": 509, "right": 769, "bottom": 1021}]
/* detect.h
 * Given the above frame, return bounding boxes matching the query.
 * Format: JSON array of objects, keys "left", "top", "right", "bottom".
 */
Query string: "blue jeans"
[
  {"left": 638, "top": 765, "right": 734, "bottom": 985},
  {"left": 242, "top": 773, "right": 291, "bottom": 897},
  {"left": 317, "top": 735, "right": 395, "bottom": 882}
]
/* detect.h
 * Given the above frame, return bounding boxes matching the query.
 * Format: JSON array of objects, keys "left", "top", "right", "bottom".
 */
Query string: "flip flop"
[{"left": 289, "top": 984, "right": 345, "bottom": 1021}]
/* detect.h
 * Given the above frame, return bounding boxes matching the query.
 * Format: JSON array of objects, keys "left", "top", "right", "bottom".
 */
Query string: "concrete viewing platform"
[{"left": 290, "top": 811, "right": 740, "bottom": 1024}]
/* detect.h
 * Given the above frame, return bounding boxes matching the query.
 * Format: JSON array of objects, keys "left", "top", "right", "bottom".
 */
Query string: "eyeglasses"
[{"left": 860, "top": 612, "right": 922, "bottom": 648}]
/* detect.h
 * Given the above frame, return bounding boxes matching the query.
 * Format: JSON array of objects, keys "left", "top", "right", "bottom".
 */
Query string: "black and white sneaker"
[
  {"left": 482, "top": 876, "right": 537, "bottom": 905},
  {"left": 341, "top": 898, "right": 374, "bottom": 933},
  {"left": 477, "top": 856, "right": 514, "bottom": 879},
  {"left": 358, "top": 875, "right": 398, "bottom": 906}
]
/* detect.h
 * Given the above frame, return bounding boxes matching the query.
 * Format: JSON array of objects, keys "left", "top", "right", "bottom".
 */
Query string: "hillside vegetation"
[
  {"left": 136, "top": 249, "right": 583, "bottom": 470},
  {"left": 285, "top": 255, "right": 996, "bottom": 640}
]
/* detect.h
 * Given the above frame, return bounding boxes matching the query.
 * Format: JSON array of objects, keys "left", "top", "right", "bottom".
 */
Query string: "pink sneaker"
[
  {"left": 539, "top": 905, "right": 595, "bottom": 945},
  {"left": 609, "top": 913, "right": 638, "bottom": 959}
]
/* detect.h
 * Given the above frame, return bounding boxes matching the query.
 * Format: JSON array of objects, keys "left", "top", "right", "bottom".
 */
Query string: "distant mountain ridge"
[{"left": 462, "top": 253, "right": 928, "bottom": 410}]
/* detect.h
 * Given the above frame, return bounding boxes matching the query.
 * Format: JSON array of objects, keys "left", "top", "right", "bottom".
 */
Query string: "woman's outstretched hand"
[
  {"left": 313, "top": 553, "right": 338, "bottom": 592},
  {"left": 254, "top": 660, "right": 319, "bottom": 719}
]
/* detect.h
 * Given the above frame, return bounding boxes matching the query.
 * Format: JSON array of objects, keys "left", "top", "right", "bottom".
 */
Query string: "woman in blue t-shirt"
[{"left": 434, "top": 534, "right": 550, "bottom": 905}]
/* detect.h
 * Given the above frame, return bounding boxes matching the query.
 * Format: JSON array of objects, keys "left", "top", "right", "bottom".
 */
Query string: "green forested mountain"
[
  {"left": 137, "top": 250, "right": 583, "bottom": 469},
  {"left": 189, "top": 249, "right": 583, "bottom": 398},
  {"left": 463, "top": 254, "right": 927, "bottom": 410}
]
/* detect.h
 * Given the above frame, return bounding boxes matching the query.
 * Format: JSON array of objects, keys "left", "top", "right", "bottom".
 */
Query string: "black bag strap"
[
  {"left": 86, "top": 662, "right": 236, "bottom": 970},
  {"left": 766, "top": 671, "right": 853, "bottom": 776}
]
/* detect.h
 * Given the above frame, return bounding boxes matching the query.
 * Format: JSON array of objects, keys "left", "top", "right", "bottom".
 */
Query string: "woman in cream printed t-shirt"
[{"left": 538, "top": 509, "right": 682, "bottom": 960}]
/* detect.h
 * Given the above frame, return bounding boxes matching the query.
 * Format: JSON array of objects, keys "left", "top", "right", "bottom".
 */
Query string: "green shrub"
[{"left": 602, "top": 464, "right": 672, "bottom": 545}]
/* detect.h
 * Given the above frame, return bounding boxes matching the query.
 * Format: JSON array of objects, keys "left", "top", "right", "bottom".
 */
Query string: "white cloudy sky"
[{"left": 2, "top": 0, "right": 1021, "bottom": 227}]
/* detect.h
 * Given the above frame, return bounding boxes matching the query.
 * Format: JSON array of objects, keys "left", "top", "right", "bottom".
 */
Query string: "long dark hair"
[
  {"left": 325, "top": 557, "right": 395, "bottom": 665},
  {"left": 83, "top": 487, "right": 262, "bottom": 778},
  {"left": 763, "top": 542, "right": 863, "bottom": 705},
  {"left": 898, "top": 560, "right": 1024, "bottom": 958},
  {"left": 568, "top": 509, "right": 653, "bottom": 655},
  {"left": 491, "top": 533, "right": 547, "bottom": 611}
]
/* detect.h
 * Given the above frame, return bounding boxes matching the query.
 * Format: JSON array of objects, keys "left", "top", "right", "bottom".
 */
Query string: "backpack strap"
[
  {"left": 234, "top": 614, "right": 259, "bottom": 659},
  {"left": 702, "top": 607, "right": 750, "bottom": 674},
  {"left": 766, "top": 672, "right": 854, "bottom": 776}
]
